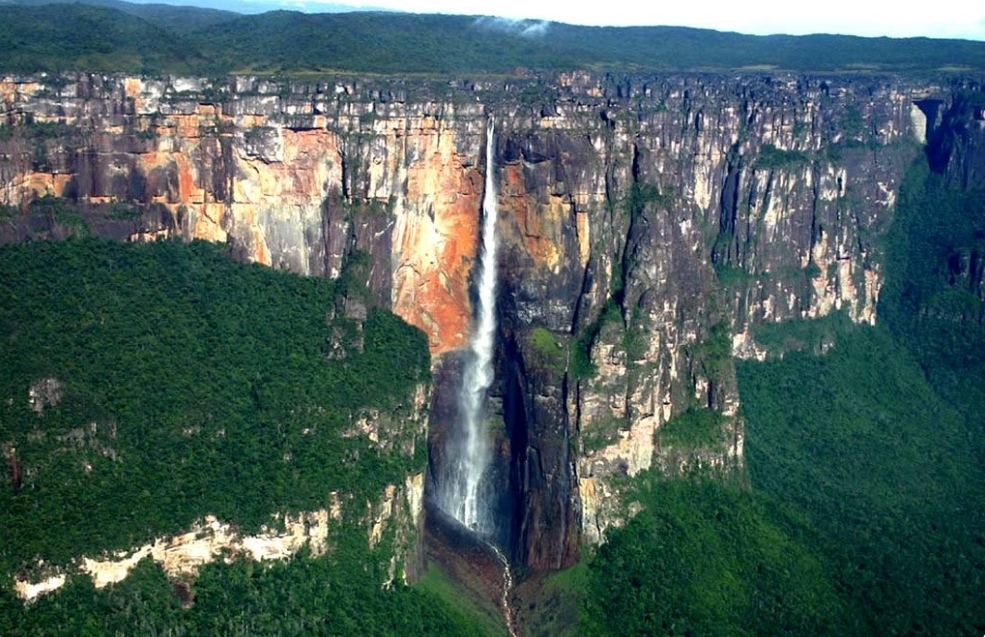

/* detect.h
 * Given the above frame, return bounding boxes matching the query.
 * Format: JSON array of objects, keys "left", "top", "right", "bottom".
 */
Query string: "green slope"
[
  {"left": 0, "top": 237, "right": 430, "bottom": 571},
  {"left": 4, "top": 0, "right": 240, "bottom": 31},
  {"left": 583, "top": 322, "right": 985, "bottom": 637},
  {"left": 0, "top": 236, "right": 492, "bottom": 635},
  {"left": 583, "top": 150, "right": 985, "bottom": 636},
  {"left": 3, "top": 1, "right": 985, "bottom": 74},
  {"left": 582, "top": 479, "right": 846, "bottom": 636},
  {"left": 738, "top": 325, "right": 985, "bottom": 635},
  {"left": 191, "top": 11, "right": 581, "bottom": 74},
  {"left": 0, "top": 4, "right": 211, "bottom": 74}
]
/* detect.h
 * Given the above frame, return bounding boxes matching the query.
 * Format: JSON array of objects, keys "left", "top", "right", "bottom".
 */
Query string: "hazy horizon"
[{"left": 201, "top": 0, "right": 985, "bottom": 41}]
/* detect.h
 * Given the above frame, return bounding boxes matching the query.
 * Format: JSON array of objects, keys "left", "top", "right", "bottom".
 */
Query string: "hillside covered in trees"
[
  {"left": 0, "top": 237, "right": 497, "bottom": 635},
  {"left": 1, "top": 0, "right": 985, "bottom": 75}
]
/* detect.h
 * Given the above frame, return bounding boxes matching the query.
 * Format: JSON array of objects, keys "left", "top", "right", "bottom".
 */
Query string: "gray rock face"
[{"left": 1, "top": 70, "right": 977, "bottom": 571}]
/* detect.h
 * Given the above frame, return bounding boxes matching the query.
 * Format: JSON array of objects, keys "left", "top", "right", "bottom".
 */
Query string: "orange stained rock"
[
  {"left": 576, "top": 210, "right": 591, "bottom": 266},
  {"left": 224, "top": 203, "right": 272, "bottom": 265},
  {"left": 238, "top": 115, "right": 264, "bottom": 128},
  {"left": 124, "top": 78, "right": 141, "bottom": 101},
  {"left": 393, "top": 139, "right": 483, "bottom": 356},
  {"left": 174, "top": 154, "right": 200, "bottom": 203},
  {"left": 53, "top": 174, "right": 73, "bottom": 197},
  {"left": 0, "top": 79, "right": 39, "bottom": 104},
  {"left": 175, "top": 114, "right": 201, "bottom": 140},
  {"left": 279, "top": 128, "right": 340, "bottom": 194},
  {"left": 138, "top": 151, "right": 169, "bottom": 170},
  {"left": 250, "top": 226, "right": 271, "bottom": 266},
  {"left": 284, "top": 128, "right": 336, "bottom": 159},
  {"left": 0, "top": 79, "right": 16, "bottom": 103},
  {"left": 4, "top": 173, "right": 66, "bottom": 205},
  {"left": 0, "top": 104, "right": 492, "bottom": 360},
  {"left": 501, "top": 161, "right": 526, "bottom": 196}
]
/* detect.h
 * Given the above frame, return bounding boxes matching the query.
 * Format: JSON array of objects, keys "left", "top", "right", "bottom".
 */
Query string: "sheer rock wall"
[{"left": 1, "top": 71, "right": 958, "bottom": 569}]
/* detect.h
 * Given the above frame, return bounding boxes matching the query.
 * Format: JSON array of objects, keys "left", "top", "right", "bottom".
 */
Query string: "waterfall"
[{"left": 438, "top": 121, "right": 499, "bottom": 532}]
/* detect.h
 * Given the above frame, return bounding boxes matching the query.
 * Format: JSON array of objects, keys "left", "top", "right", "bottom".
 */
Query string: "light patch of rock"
[
  {"left": 13, "top": 477, "right": 420, "bottom": 601},
  {"left": 13, "top": 573, "right": 65, "bottom": 601},
  {"left": 28, "top": 378, "right": 64, "bottom": 414}
]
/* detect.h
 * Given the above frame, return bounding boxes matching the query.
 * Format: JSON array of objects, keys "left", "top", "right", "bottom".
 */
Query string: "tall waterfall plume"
[{"left": 438, "top": 121, "right": 499, "bottom": 532}]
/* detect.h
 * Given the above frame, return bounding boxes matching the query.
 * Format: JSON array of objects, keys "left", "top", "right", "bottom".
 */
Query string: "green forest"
[
  {"left": 576, "top": 156, "right": 985, "bottom": 636},
  {"left": 0, "top": 238, "right": 490, "bottom": 636},
  {"left": 1, "top": 0, "right": 985, "bottom": 75}
]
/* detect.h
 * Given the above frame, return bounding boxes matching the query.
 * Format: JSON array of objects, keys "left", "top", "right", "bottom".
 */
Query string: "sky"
[{"left": 254, "top": 0, "right": 985, "bottom": 41}]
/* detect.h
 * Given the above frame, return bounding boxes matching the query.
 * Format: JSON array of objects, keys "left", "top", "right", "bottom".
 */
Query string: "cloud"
[
  {"left": 473, "top": 16, "right": 550, "bottom": 38},
  {"left": 519, "top": 21, "right": 549, "bottom": 36}
]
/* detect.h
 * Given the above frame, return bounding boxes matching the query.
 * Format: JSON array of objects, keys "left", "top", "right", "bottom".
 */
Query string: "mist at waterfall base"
[{"left": 435, "top": 122, "right": 500, "bottom": 538}]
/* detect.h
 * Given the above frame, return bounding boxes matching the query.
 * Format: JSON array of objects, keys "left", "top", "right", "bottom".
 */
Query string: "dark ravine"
[{"left": 1, "top": 70, "right": 983, "bottom": 584}]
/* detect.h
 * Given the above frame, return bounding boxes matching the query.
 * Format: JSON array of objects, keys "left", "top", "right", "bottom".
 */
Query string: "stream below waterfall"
[{"left": 485, "top": 541, "right": 518, "bottom": 637}]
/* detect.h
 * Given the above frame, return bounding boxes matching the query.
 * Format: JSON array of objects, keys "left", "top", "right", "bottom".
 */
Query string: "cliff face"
[
  {"left": 0, "top": 71, "right": 957, "bottom": 570},
  {"left": 13, "top": 475, "right": 425, "bottom": 601}
]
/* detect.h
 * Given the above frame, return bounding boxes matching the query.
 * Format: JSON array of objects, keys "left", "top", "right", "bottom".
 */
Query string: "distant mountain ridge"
[
  {"left": 0, "top": 0, "right": 368, "bottom": 17},
  {"left": 1, "top": 0, "right": 984, "bottom": 75}
]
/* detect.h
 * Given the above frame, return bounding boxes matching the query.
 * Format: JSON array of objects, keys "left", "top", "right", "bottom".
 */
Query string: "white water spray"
[
  {"left": 439, "top": 121, "right": 499, "bottom": 532},
  {"left": 488, "top": 542, "right": 519, "bottom": 637}
]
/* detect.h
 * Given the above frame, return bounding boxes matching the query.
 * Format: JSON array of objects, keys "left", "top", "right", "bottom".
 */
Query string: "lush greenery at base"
[
  {"left": 583, "top": 154, "right": 985, "bottom": 636},
  {"left": 517, "top": 561, "right": 588, "bottom": 637},
  {"left": 584, "top": 322, "right": 985, "bottom": 636},
  {"left": 417, "top": 563, "right": 505, "bottom": 637},
  {"left": 880, "top": 159, "right": 985, "bottom": 436},
  {"left": 583, "top": 479, "right": 845, "bottom": 636},
  {"left": 0, "top": 237, "right": 460, "bottom": 633},
  {"left": 739, "top": 326, "right": 985, "bottom": 636},
  {"left": 0, "top": 544, "right": 481, "bottom": 636}
]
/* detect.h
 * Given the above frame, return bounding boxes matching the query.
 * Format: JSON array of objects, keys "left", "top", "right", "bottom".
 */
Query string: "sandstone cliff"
[{"left": 1, "top": 70, "right": 971, "bottom": 571}]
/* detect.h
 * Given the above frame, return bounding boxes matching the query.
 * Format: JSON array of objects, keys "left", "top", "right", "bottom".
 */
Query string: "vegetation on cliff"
[
  {"left": 1, "top": 549, "right": 482, "bottom": 636},
  {"left": 880, "top": 159, "right": 985, "bottom": 421},
  {"left": 582, "top": 324, "right": 985, "bottom": 636},
  {"left": 2, "top": 0, "right": 985, "bottom": 75},
  {"left": 739, "top": 326, "right": 984, "bottom": 636},
  {"left": 583, "top": 479, "right": 845, "bottom": 636},
  {"left": 0, "top": 238, "right": 486, "bottom": 635},
  {"left": 579, "top": 152, "right": 985, "bottom": 636},
  {"left": 0, "top": 237, "right": 429, "bottom": 567}
]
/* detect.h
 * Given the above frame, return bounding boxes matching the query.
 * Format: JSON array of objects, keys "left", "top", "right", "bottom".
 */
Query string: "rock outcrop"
[
  {"left": 13, "top": 475, "right": 423, "bottom": 601},
  {"left": 2, "top": 70, "right": 974, "bottom": 571}
]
